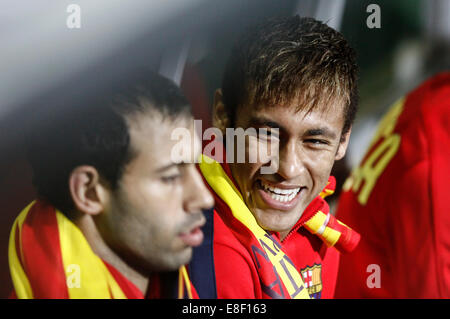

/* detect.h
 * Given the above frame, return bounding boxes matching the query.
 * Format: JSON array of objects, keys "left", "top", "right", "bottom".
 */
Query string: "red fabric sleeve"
[{"left": 422, "top": 74, "right": 450, "bottom": 297}]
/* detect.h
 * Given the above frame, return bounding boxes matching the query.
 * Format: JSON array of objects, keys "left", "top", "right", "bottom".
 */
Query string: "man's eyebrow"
[
  {"left": 249, "top": 116, "right": 337, "bottom": 139},
  {"left": 155, "top": 162, "right": 185, "bottom": 173},
  {"left": 305, "top": 128, "right": 337, "bottom": 139},
  {"left": 248, "top": 116, "right": 286, "bottom": 133}
]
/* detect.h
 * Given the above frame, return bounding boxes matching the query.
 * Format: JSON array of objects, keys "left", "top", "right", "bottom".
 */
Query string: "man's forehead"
[
  {"left": 128, "top": 113, "right": 201, "bottom": 165},
  {"left": 127, "top": 112, "right": 190, "bottom": 151},
  {"left": 241, "top": 98, "right": 346, "bottom": 126},
  {"left": 240, "top": 91, "right": 346, "bottom": 115},
  {"left": 236, "top": 101, "right": 345, "bottom": 138}
]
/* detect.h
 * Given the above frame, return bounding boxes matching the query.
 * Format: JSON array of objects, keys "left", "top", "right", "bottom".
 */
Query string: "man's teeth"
[{"left": 261, "top": 181, "right": 300, "bottom": 203}]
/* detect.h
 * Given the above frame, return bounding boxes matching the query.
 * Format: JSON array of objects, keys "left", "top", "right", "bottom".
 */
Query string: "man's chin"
[
  {"left": 252, "top": 209, "right": 299, "bottom": 235},
  {"left": 147, "top": 248, "right": 193, "bottom": 272},
  {"left": 173, "top": 247, "right": 193, "bottom": 269}
]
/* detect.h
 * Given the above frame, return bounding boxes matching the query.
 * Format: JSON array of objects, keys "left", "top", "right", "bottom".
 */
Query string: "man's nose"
[
  {"left": 277, "top": 140, "right": 305, "bottom": 181},
  {"left": 183, "top": 166, "right": 214, "bottom": 214}
]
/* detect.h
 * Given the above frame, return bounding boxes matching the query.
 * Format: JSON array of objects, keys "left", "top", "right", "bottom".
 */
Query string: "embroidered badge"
[{"left": 300, "top": 264, "right": 323, "bottom": 299}]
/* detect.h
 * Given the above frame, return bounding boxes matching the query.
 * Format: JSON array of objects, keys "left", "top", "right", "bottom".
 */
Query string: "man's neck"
[{"left": 74, "top": 214, "right": 149, "bottom": 295}]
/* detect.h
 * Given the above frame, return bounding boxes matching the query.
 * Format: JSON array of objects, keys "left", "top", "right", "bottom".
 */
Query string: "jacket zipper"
[{"left": 281, "top": 210, "right": 321, "bottom": 244}]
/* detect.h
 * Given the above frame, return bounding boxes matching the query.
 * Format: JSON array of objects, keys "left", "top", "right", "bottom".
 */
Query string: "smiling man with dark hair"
[
  {"left": 191, "top": 16, "right": 360, "bottom": 299},
  {"left": 9, "top": 71, "right": 213, "bottom": 299}
]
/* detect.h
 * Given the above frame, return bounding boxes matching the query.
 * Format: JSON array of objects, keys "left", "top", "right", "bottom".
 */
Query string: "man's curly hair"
[{"left": 222, "top": 15, "right": 358, "bottom": 135}]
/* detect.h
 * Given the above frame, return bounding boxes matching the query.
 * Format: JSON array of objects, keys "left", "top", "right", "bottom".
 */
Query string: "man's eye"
[
  {"left": 161, "top": 174, "right": 181, "bottom": 183},
  {"left": 305, "top": 139, "right": 328, "bottom": 145}
]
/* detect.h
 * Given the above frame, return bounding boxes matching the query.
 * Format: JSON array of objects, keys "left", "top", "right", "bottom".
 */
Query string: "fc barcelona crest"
[{"left": 300, "top": 264, "right": 323, "bottom": 299}]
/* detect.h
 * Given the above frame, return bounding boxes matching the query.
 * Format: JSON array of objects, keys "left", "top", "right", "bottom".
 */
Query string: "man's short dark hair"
[
  {"left": 27, "top": 70, "right": 191, "bottom": 213},
  {"left": 222, "top": 15, "right": 358, "bottom": 135}
]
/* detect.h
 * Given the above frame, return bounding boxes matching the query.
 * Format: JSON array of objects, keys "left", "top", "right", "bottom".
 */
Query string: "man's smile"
[{"left": 255, "top": 179, "right": 306, "bottom": 211}]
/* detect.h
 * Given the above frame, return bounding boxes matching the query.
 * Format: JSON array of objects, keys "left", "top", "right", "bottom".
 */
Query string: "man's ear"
[
  {"left": 335, "top": 127, "right": 352, "bottom": 161},
  {"left": 69, "top": 166, "right": 110, "bottom": 216},
  {"left": 212, "top": 89, "right": 230, "bottom": 134}
]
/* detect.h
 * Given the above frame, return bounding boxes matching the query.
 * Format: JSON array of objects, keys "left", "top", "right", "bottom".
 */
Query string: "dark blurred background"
[{"left": 1, "top": 0, "right": 449, "bottom": 297}]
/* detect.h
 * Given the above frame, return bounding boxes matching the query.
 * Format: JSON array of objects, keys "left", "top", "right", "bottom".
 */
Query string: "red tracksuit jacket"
[
  {"left": 192, "top": 159, "right": 340, "bottom": 299},
  {"left": 213, "top": 206, "right": 340, "bottom": 299},
  {"left": 334, "top": 73, "right": 450, "bottom": 298}
]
